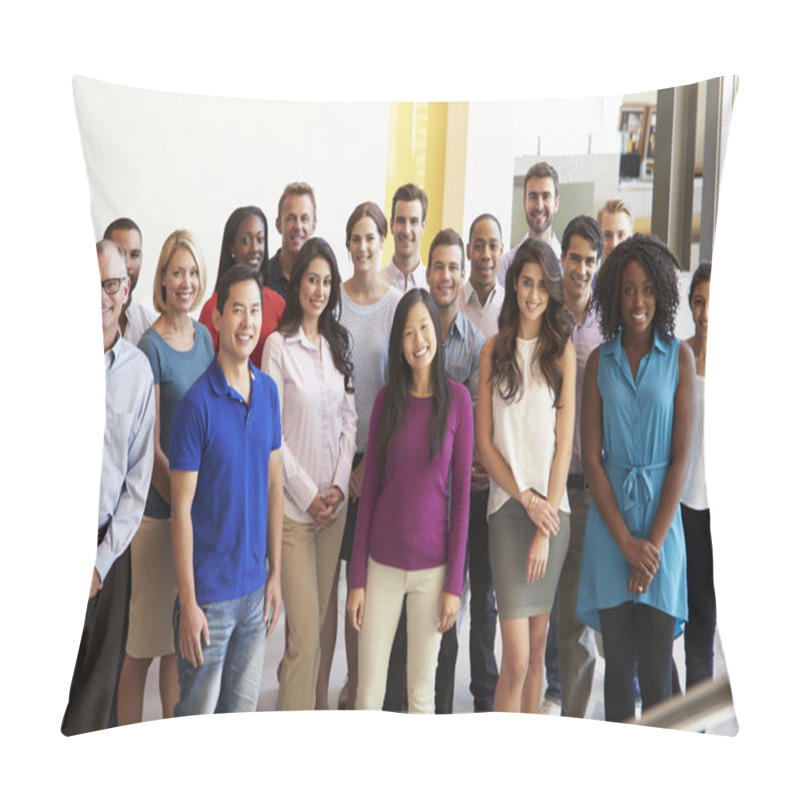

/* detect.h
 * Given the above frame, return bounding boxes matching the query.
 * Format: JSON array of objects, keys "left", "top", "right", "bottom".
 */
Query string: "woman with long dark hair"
[
  {"left": 577, "top": 234, "right": 695, "bottom": 722},
  {"left": 346, "top": 289, "right": 473, "bottom": 713},
  {"left": 476, "top": 238, "right": 576, "bottom": 713},
  {"left": 199, "top": 205, "right": 285, "bottom": 367},
  {"left": 261, "top": 237, "right": 357, "bottom": 711}
]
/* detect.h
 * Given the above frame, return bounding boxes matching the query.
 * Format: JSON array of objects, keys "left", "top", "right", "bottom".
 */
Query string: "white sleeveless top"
[
  {"left": 487, "top": 336, "right": 570, "bottom": 517},
  {"left": 682, "top": 374, "right": 708, "bottom": 510}
]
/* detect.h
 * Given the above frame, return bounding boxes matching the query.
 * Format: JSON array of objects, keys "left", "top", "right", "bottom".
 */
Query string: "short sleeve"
[{"left": 169, "top": 392, "right": 205, "bottom": 472}]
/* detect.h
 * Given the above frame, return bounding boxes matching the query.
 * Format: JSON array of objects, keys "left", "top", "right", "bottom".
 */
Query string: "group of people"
[{"left": 62, "top": 163, "right": 716, "bottom": 735}]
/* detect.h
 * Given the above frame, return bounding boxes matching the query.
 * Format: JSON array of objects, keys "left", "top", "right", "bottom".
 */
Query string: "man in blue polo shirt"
[{"left": 169, "top": 264, "right": 283, "bottom": 716}]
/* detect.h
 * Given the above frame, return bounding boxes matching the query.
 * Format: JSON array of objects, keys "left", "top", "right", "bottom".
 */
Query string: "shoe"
[{"left": 539, "top": 695, "right": 561, "bottom": 715}]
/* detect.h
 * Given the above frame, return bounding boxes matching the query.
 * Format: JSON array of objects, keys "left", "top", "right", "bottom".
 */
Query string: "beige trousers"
[{"left": 276, "top": 512, "right": 347, "bottom": 711}]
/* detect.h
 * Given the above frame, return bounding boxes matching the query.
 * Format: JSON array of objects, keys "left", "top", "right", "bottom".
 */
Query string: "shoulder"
[
  {"left": 199, "top": 293, "right": 217, "bottom": 320},
  {"left": 677, "top": 339, "right": 695, "bottom": 372},
  {"left": 192, "top": 318, "right": 214, "bottom": 346},
  {"left": 448, "top": 379, "right": 472, "bottom": 410}
]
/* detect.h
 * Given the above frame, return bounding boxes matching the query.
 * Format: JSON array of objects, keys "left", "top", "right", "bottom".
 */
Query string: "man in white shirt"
[
  {"left": 379, "top": 183, "right": 428, "bottom": 293},
  {"left": 498, "top": 162, "right": 562, "bottom": 286},
  {"left": 62, "top": 240, "right": 155, "bottom": 735},
  {"left": 104, "top": 218, "right": 156, "bottom": 345},
  {"left": 461, "top": 213, "right": 506, "bottom": 338}
]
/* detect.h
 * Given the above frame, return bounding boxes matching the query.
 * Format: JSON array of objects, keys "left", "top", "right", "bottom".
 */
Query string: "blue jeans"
[{"left": 173, "top": 583, "right": 267, "bottom": 717}]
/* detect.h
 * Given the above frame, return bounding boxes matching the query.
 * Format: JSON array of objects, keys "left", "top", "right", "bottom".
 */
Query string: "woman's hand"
[
  {"left": 348, "top": 458, "right": 366, "bottom": 501},
  {"left": 437, "top": 591, "right": 460, "bottom": 633},
  {"left": 622, "top": 537, "right": 661, "bottom": 579},
  {"left": 627, "top": 566, "right": 654, "bottom": 596},
  {"left": 526, "top": 532, "right": 549, "bottom": 583},
  {"left": 521, "top": 489, "right": 560, "bottom": 538},
  {"left": 347, "top": 587, "right": 365, "bottom": 633},
  {"left": 307, "top": 491, "right": 341, "bottom": 526}
]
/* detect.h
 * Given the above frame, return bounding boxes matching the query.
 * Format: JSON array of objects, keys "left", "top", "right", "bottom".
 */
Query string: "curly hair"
[
  {"left": 490, "top": 238, "right": 573, "bottom": 406},
  {"left": 592, "top": 234, "right": 681, "bottom": 341}
]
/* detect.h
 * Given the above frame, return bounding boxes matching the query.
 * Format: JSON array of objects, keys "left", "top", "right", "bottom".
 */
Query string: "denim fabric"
[{"left": 174, "top": 583, "right": 267, "bottom": 717}]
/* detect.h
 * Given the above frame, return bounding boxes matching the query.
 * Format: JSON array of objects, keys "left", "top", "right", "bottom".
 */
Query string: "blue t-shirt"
[
  {"left": 138, "top": 320, "right": 214, "bottom": 518},
  {"left": 170, "top": 359, "right": 282, "bottom": 605}
]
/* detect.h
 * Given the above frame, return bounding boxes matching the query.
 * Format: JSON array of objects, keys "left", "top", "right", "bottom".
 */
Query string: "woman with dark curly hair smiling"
[{"left": 577, "top": 234, "right": 696, "bottom": 723}]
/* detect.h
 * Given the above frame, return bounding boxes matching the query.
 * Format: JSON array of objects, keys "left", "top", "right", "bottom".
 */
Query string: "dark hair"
[
  {"left": 689, "top": 260, "right": 712, "bottom": 300},
  {"left": 523, "top": 162, "right": 559, "bottom": 200},
  {"left": 592, "top": 233, "right": 681, "bottom": 341},
  {"left": 345, "top": 201, "right": 388, "bottom": 245},
  {"left": 468, "top": 213, "right": 503, "bottom": 243},
  {"left": 378, "top": 289, "right": 451, "bottom": 477},
  {"left": 103, "top": 217, "right": 141, "bottom": 240},
  {"left": 491, "top": 239, "right": 573, "bottom": 406},
  {"left": 216, "top": 264, "right": 263, "bottom": 314},
  {"left": 391, "top": 183, "right": 428, "bottom": 223},
  {"left": 561, "top": 215, "right": 602, "bottom": 260},
  {"left": 215, "top": 206, "right": 269, "bottom": 292},
  {"left": 427, "top": 228, "right": 464, "bottom": 273},
  {"left": 279, "top": 237, "right": 354, "bottom": 394}
]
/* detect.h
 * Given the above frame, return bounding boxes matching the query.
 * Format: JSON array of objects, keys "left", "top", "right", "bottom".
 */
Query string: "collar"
[
  {"left": 446, "top": 309, "right": 467, "bottom": 343},
  {"left": 284, "top": 326, "right": 326, "bottom": 354},
  {"left": 105, "top": 331, "right": 123, "bottom": 370},
  {"left": 463, "top": 279, "right": 498, "bottom": 309},
  {"left": 268, "top": 252, "right": 288, "bottom": 283}
]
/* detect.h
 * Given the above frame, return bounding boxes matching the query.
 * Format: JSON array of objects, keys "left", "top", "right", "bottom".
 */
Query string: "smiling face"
[
  {"left": 299, "top": 256, "right": 332, "bottom": 325},
  {"left": 426, "top": 243, "right": 464, "bottom": 310},
  {"left": 690, "top": 279, "right": 709, "bottom": 339},
  {"left": 467, "top": 217, "right": 503, "bottom": 294},
  {"left": 620, "top": 259, "right": 656, "bottom": 334},
  {"left": 230, "top": 214, "right": 266, "bottom": 270},
  {"left": 402, "top": 299, "right": 437, "bottom": 376},
  {"left": 600, "top": 211, "right": 633, "bottom": 261},
  {"left": 348, "top": 214, "right": 384, "bottom": 274},
  {"left": 213, "top": 278, "right": 262, "bottom": 364},
  {"left": 161, "top": 246, "right": 200, "bottom": 314},
  {"left": 277, "top": 193, "right": 316, "bottom": 257},
  {"left": 391, "top": 199, "right": 426, "bottom": 263},
  {"left": 515, "top": 260, "right": 549, "bottom": 335},
  {"left": 562, "top": 234, "right": 599, "bottom": 306},
  {"left": 108, "top": 227, "right": 143, "bottom": 291},
  {"left": 523, "top": 176, "right": 558, "bottom": 237},
  {"left": 99, "top": 247, "right": 130, "bottom": 345}
]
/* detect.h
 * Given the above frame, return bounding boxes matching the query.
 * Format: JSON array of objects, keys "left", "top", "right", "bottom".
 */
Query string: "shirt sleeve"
[
  {"left": 95, "top": 373, "right": 156, "bottom": 581},
  {"left": 168, "top": 390, "right": 205, "bottom": 473},
  {"left": 466, "top": 327, "right": 486, "bottom": 408},
  {"left": 443, "top": 384, "right": 473, "bottom": 596},
  {"left": 348, "top": 387, "right": 385, "bottom": 589},
  {"left": 332, "top": 387, "right": 357, "bottom": 501}
]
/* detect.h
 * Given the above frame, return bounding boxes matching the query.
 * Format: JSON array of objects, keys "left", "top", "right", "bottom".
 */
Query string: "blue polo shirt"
[{"left": 170, "top": 358, "right": 282, "bottom": 605}]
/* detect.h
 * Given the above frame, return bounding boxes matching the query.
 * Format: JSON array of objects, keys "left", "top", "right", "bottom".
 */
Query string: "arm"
[
  {"left": 628, "top": 342, "right": 697, "bottom": 593},
  {"left": 581, "top": 348, "right": 660, "bottom": 580},
  {"left": 264, "top": 448, "right": 283, "bottom": 636},
  {"left": 527, "top": 342, "right": 577, "bottom": 582},
  {"left": 171, "top": 468, "right": 209, "bottom": 668},
  {"left": 328, "top": 386, "right": 358, "bottom": 511},
  {"left": 475, "top": 339, "right": 560, "bottom": 537},
  {"left": 148, "top": 384, "right": 172, "bottom": 503}
]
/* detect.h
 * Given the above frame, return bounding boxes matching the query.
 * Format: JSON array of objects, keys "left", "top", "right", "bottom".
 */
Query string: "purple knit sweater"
[{"left": 350, "top": 379, "right": 473, "bottom": 596}]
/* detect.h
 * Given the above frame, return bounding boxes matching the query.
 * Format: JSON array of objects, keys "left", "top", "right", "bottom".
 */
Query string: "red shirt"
[{"left": 198, "top": 287, "right": 285, "bottom": 369}]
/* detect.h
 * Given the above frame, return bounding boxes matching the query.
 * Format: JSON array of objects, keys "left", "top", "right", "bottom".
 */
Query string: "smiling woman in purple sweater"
[{"left": 346, "top": 289, "right": 473, "bottom": 714}]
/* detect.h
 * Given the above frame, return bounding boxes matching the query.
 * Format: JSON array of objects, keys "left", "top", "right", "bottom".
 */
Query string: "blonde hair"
[
  {"left": 597, "top": 198, "right": 634, "bottom": 227},
  {"left": 153, "top": 229, "right": 207, "bottom": 314}
]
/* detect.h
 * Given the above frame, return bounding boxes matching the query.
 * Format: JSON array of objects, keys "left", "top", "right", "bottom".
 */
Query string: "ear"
[
  {"left": 212, "top": 307, "right": 222, "bottom": 332},
  {"left": 120, "top": 275, "right": 131, "bottom": 306},
  {"left": 275, "top": 216, "right": 283, "bottom": 234}
]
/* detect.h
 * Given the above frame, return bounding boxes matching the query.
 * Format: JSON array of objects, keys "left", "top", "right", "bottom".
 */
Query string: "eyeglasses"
[{"left": 101, "top": 277, "right": 127, "bottom": 295}]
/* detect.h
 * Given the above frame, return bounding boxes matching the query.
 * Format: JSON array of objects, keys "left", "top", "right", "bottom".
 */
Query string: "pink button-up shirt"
[{"left": 262, "top": 328, "right": 357, "bottom": 523}]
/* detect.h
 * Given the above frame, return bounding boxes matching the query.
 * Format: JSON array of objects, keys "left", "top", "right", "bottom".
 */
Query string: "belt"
[{"left": 605, "top": 456, "right": 669, "bottom": 513}]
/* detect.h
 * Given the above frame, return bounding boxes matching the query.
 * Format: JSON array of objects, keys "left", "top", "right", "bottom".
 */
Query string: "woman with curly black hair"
[
  {"left": 577, "top": 234, "right": 696, "bottom": 723},
  {"left": 475, "top": 238, "right": 576, "bottom": 713}
]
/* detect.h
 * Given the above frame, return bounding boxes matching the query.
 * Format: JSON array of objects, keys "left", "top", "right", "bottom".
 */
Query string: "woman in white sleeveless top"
[{"left": 476, "top": 238, "right": 576, "bottom": 713}]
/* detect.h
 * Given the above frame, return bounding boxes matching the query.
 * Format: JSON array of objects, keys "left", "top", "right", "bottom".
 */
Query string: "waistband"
[{"left": 605, "top": 456, "right": 669, "bottom": 512}]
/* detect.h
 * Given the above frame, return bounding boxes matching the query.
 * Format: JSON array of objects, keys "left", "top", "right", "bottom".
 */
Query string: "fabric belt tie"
[{"left": 605, "top": 456, "right": 669, "bottom": 513}]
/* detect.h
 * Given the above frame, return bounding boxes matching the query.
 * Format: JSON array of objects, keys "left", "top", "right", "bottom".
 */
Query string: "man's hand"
[
  {"left": 470, "top": 457, "right": 490, "bottom": 492},
  {"left": 179, "top": 600, "right": 210, "bottom": 668},
  {"left": 89, "top": 567, "right": 102, "bottom": 599},
  {"left": 348, "top": 458, "right": 366, "bottom": 501},
  {"left": 264, "top": 573, "right": 282, "bottom": 637}
]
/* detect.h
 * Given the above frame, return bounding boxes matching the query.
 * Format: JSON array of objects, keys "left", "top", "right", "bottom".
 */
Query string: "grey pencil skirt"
[{"left": 488, "top": 498, "right": 570, "bottom": 621}]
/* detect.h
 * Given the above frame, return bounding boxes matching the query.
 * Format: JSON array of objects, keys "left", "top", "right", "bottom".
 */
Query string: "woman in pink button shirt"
[{"left": 262, "top": 237, "right": 357, "bottom": 711}]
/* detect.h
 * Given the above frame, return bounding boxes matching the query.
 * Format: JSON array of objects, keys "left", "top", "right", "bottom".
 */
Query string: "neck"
[
  {"left": 162, "top": 307, "right": 191, "bottom": 332},
  {"left": 621, "top": 324, "right": 654, "bottom": 352},
  {"left": 438, "top": 304, "right": 458, "bottom": 341},
  {"left": 518, "top": 316, "right": 542, "bottom": 340},
  {"left": 409, "top": 366, "right": 433, "bottom": 397},
  {"left": 279, "top": 249, "right": 295, "bottom": 279},
  {"left": 351, "top": 265, "right": 382, "bottom": 292},
  {"left": 529, "top": 227, "right": 553, "bottom": 245},
  {"left": 217, "top": 351, "right": 252, "bottom": 391},
  {"left": 393, "top": 252, "right": 419, "bottom": 276},
  {"left": 470, "top": 275, "right": 495, "bottom": 307},
  {"left": 565, "top": 291, "right": 591, "bottom": 324},
  {"left": 301, "top": 315, "right": 320, "bottom": 344},
  {"left": 103, "top": 327, "right": 118, "bottom": 353}
]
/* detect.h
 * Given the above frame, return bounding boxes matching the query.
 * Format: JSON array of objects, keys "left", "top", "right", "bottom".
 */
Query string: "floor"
[{"left": 142, "top": 569, "right": 737, "bottom": 734}]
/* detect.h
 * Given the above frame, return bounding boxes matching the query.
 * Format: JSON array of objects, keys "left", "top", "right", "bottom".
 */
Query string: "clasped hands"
[
  {"left": 308, "top": 486, "right": 344, "bottom": 525},
  {"left": 623, "top": 537, "right": 661, "bottom": 595}
]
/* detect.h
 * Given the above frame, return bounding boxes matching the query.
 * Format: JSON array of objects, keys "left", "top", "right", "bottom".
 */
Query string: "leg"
[
  {"left": 434, "top": 625, "right": 458, "bottom": 714},
  {"left": 405, "top": 565, "right": 446, "bottom": 715},
  {"left": 316, "top": 560, "right": 340, "bottom": 710},
  {"left": 382, "top": 602, "right": 407, "bottom": 712},
  {"left": 62, "top": 547, "right": 130, "bottom": 736},
  {"left": 542, "top": 599, "right": 560, "bottom": 708},
  {"left": 343, "top": 561, "right": 359, "bottom": 710},
  {"left": 557, "top": 485, "right": 596, "bottom": 718},
  {"left": 599, "top": 603, "right": 637, "bottom": 723},
  {"left": 522, "top": 613, "right": 550, "bottom": 714},
  {"left": 356, "top": 559, "right": 408, "bottom": 710},
  {"left": 467, "top": 488, "right": 498, "bottom": 712},
  {"left": 277, "top": 517, "right": 321, "bottom": 711},
  {"left": 682, "top": 505, "right": 716, "bottom": 689},
  {"left": 116, "top": 654, "right": 153, "bottom": 725},
  {"left": 493, "top": 617, "right": 532, "bottom": 713},
  {"left": 634, "top": 605, "right": 676, "bottom": 715},
  {"left": 158, "top": 654, "right": 179, "bottom": 719}
]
